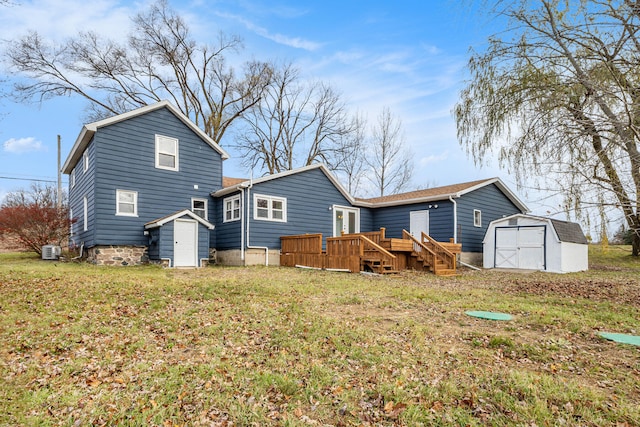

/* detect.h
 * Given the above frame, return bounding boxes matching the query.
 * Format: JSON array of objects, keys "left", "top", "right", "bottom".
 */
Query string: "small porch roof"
[{"left": 144, "top": 209, "right": 215, "bottom": 230}]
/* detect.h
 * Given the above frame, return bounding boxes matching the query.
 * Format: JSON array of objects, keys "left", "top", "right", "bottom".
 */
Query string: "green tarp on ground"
[
  {"left": 599, "top": 332, "right": 640, "bottom": 347},
  {"left": 465, "top": 311, "right": 513, "bottom": 321}
]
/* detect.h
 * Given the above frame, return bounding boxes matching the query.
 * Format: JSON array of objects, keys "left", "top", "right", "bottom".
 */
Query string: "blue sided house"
[{"left": 63, "top": 101, "right": 528, "bottom": 269}]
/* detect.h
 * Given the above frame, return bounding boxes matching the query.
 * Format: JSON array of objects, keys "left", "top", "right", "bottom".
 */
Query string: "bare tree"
[
  {"left": 332, "top": 112, "right": 368, "bottom": 196},
  {"left": 365, "top": 107, "right": 413, "bottom": 197},
  {"left": 4, "top": 0, "right": 271, "bottom": 145},
  {"left": 236, "top": 62, "right": 353, "bottom": 174},
  {"left": 454, "top": 0, "right": 640, "bottom": 255}
]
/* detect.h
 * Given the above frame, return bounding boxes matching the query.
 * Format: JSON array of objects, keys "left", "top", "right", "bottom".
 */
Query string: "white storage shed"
[{"left": 483, "top": 214, "right": 588, "bottom": 273}]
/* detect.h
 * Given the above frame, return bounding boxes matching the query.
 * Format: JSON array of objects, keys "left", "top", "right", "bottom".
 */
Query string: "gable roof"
[
  {"left": 489, "top": 214, "right": 588, "bottom": 244},
  {"left": 357, "top": 178, "right": 529, "bottom": 211},
  {"left": 213, "top": 164, "right": 355, "bottom": 204},
  {"left": 144, "top": 209, "right": 215, "bottom": 230},
  {"left": 62, "top": 100, "right": 230, "bottom": 174}
]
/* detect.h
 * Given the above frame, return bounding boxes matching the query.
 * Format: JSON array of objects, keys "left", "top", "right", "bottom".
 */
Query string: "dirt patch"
[{"left": 503, "top": 277, "right": 640, "bottom": 308}]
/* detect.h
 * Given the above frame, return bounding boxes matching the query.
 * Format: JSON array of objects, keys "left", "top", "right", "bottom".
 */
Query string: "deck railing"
[
  {"left": 342, "top": 227, "right": 386, "bottom": 246},
  {"left": 420, "top": 231, "right": 456, "bottom": 270},
  {"left": 280, "top": 233, "right": 322, "bottom": 254},
  {"left": 402, "top": 230, "right": 437, "bottom": 272}
]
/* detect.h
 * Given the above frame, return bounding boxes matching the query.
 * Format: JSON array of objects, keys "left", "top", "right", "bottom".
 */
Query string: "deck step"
[{"left": 434, "top": 268, "right": 457, "bottom": 276}]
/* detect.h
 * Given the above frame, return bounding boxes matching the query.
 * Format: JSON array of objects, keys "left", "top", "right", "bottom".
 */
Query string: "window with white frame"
[
  {"left": 254, "top": 194, "right": 286, "bottom": 222},
  {"left": 192, "top": 198, "right": 207, "bottom": 220},
  {"left": 224, "top": 195, "right": 241, "bottom": 222},
  {"left": 155, "top": 135, "right": 179, "bottom": 171},
  {"left": 69, "top": 208, "right": 74, "bottom": 235},
  {"left": 83, "top": 151, "right": 89, "bottom": 172},
  {"left": 83, "top": 196, "right": 88, "bottom": 231},
  {"left": 70, "top": 168, "right": 75, "bottom": 188},
  {"left": 473, "top": 209, "right": 482, "bottom": 227},
  {"left": 116, "top": 190, "right": 138, "bottom": 216}
]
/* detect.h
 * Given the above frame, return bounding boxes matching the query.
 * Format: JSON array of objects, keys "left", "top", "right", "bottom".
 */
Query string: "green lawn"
[{"left": 0, "top": 247, "right": 638, "bottom": 426}]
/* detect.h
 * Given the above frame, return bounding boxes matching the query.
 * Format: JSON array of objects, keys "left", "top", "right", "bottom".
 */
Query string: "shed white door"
[
  {"left": 174, "top": 219, "right": 198, "bottom": 267},
  {"left": 410, "top": 210, "right": 429, "bottom": 239},
  {"left": 495, "top": 226, "right": 545, "bottom": 270}
]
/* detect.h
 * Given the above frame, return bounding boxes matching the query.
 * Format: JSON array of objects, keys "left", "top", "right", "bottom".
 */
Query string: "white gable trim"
[
  {"left": 214, "top": 164, "right": 356, "bottom": 204},
  {"left": 145, "top": 209, "right": 215, "bottom": 230},
  {"left": 62, "top": 101, "right": 229, "bottom": 174}
]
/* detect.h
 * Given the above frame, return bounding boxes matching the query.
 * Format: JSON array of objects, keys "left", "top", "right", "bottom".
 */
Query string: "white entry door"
[
  {"left": 495, "top": 226, "right": 545, "bottom": 270},
  {"left": 410, "top": 210, "right": 429, "bottom": 240},
  {"left": 333, "top": 206, "right": 359, "bottom": 236},
  {"left": 174, "top": 219, "right": 198, "bottom": 267}
]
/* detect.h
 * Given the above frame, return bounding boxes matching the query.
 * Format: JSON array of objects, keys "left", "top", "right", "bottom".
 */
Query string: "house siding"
[
  {"left": 457, "top": 183, "right": 522, "bottom": 252},
  {"left": 69, "top": 138, "right": 96, "bottom": 249},
  {"left": 216, "top": 168, "right": 356, "bottom": 250},
  {"left": 370, "top": 201, "right": 454, "bottom": 242},
  {"left": 87, "top": 107, "right": 222, "bottom": 247}
]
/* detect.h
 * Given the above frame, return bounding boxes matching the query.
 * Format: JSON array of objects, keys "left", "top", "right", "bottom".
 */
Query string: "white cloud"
[
  {"left": 215, "top": 11, "right": 322, "bottom": 51},
  {"left": 3, "top": 137, "right": 46, "bottom": 154},
  {"left": 419, "top": 152, "right": 449, "bottom": 166}
]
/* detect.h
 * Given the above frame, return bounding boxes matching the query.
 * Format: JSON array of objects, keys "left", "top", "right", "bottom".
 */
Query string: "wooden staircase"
[{"left": 402, "top": 230, "right": 458, "bottom": 276}]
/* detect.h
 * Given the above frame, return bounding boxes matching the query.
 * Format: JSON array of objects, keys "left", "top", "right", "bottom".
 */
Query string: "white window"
[
  {"left": 474, "top": 209, "right": 482, "bottom": 227},
  {"left": 69, "top": 208, "right": 74, "bottom": 235},
  {"left": 70, "top": 168, "right": 75, "bottom": 188},
  {"left": 116, "top": 190, "right": 138, "bottom": 216},
  {"left": 254, "top": 194, "right": 286, "bottom": 222},
  {"left": 192, "top": 198, "right": 207, "bottom": 220},
  {"left": 224, "top": 195, "right": 241, "bottom": 222},
  {"left": 83, "top": 151, "right": 89, "bottom": 172},
  {"left": 155, "top": 135, "right": 179, "bottom": 171},
  {"left": 83, "top": 196, "right": 88, "bottom": 231}
]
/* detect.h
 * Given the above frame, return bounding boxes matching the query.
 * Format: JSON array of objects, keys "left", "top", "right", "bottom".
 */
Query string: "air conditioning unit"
[{"left": 42, "top": 245, "right": 61, "bottom": 260}]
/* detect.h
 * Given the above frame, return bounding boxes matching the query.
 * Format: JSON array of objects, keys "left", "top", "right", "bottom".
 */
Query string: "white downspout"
[
  {"left": 240, "top": 186, "right": 245, "bottom": 262},
  {"left": 449, "top": 194, "right": 458, "bottom": 244},
  {"left": 245, "top": 179, "right": 269, "bottom": 266}
]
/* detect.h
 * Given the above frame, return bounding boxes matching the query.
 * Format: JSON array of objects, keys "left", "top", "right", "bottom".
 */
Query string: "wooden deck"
[{"left": 280, "top": 228, "right": 461, "bottom": 276}]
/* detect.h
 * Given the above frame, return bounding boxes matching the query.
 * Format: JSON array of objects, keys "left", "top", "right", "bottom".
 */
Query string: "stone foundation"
[{"left": 87, "top": 245, "right": 149, "bottom": 266}]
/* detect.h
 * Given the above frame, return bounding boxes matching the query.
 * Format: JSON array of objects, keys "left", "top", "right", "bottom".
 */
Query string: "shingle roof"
[
  {"left": 222, "top": 177, "right": 248, "bottom": 188},
  {"left": 550, "top": 219, "right": 589, "bottom": 244},
  {"left": 358, "top": 178, "right": 497, "bottom": 204}
]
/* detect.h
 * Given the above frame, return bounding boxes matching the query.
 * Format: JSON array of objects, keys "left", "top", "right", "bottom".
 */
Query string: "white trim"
[
  {"left": 191, "top": 197, "right": 208, "bottom": 220},
  {"left": 62, "top": 100, "right": 229, "bottom": 174},
  {"left": 83, "top": 196, "right": 88, "bottom": 231},
  {"left": 332, "top": 205, "right": 360, "bottom": 236},
  {"left": 223, "top": 194, "right": 241, "bottom": 223},
  {"left": 155, "top": 134, "right": 179, "bottom": 171},
  {"left": 253, "top": 193, "right": 287, "bottom": 222},
  {"left": 473, "top": 209, "right": 482, "bottom": 227},
  {"left": 144, "top": 209, "right": 214, "bottom": 230},
  {"left": 116, "top": 189, "right": 138, "bottom": 217}
]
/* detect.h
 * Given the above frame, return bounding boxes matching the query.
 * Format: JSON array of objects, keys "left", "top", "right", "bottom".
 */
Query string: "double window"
[
  {"left": 224, "top": 195, "right": 241, "bottom": 222},
  {"left": 116, "top": 190, "right": 138, "bottom": 216},
  {"left": 254, "top": 194, "right": 286, "bottom": 222},
  {"left": 155, "top": 135, "right": 179, "bottom": 171}
]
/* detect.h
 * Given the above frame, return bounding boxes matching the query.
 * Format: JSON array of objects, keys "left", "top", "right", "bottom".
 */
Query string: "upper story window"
[
  {"left": 192, "top": 198, "right": 207, "bottom": 220},
  {"left": 254, "top": 194, "right": 286, "bottom": 222},
  {"left": 116, "top": 189, "right": 138, "bottom": 217},
  {"left": 155, "top": 135, "right": 179, "bottom": 171},
  {"left": 224, "top": 195, "right": 241, "bottom": 222},
  {"left": 83, "top": 151, "right": 89, "bottom": 172},
  {"left": 70, "top": 168, "right": 76, "bottom": 188},
  {"left": 473, "top": 209, "right": 482, "bottom": 227}
]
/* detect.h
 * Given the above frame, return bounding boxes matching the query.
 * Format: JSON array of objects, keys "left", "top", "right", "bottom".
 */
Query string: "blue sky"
[{"left": 0, "top": 0, "right": 553, "bottom": 214}]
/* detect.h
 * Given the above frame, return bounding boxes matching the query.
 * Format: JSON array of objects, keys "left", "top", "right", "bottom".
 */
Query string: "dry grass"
[{"left": 0, "top": 247, "right": 638, "bottom": 426}]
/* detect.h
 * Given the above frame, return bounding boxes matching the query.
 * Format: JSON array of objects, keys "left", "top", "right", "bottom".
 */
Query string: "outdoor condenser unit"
[{"left": 41, "top": 245, "right": 61, "bottom": 260}]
